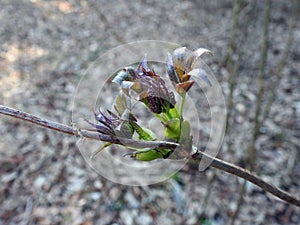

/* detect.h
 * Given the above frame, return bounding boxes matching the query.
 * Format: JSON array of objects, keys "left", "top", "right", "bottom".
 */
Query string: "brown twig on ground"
[
  {"left": 1, "top": 104, "right": 300, "bottom": 207},
  {"left": 20, "top": 197, "right": 33, "bottom": 225}
]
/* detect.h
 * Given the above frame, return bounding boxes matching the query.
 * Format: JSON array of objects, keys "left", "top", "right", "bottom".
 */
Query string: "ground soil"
[{"left": 0, "top": 1, "right": 299, "bottom": 224}]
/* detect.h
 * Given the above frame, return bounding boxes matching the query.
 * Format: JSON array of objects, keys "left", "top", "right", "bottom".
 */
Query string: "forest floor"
[{"left": 0, "top": 0, "right": 299, "bottom": 225}]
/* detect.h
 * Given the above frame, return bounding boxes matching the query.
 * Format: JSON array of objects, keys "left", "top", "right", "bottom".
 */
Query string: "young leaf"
[
  {"left": 91, "top": 142, "right": 113, "bottom": 159},
  {"left": 131, "top": 122, "right": 155, "bottom": 141},
  {"left": 128, "top": 148, "right": 171, "bottom": 161},
  {"left": 164, "top": 118, "right": 181, "bottom": 141},
  {"left": 179, "top": 120, "right": 191, "bottom": 148}
]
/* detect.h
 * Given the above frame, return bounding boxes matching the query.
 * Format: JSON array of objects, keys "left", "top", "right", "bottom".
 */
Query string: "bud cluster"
[{"left": 90, "top": 47, "right": 211, "bottom": 161}]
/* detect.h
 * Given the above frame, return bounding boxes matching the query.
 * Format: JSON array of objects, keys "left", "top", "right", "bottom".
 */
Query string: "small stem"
[{"left": 179, "top": 93, "right": 186, "bottom": 121}]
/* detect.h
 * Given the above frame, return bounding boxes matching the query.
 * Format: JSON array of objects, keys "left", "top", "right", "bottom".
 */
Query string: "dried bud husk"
[
  {"left": 166, "top": 53, "right": 181, "bottom": 84},
  {"left": 175, "top": 81, "right": 195, "bottom": 95},
  {"left": 166, "top": 47, "right": 212, "bottom": 94}
]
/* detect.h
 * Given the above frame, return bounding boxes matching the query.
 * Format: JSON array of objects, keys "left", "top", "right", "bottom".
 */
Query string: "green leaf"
[
  {"left": 142, "top": 127, "right": 158, "bottom": 140},
  {"left": 179, "top": 120, "right": 191, "bottom": 148},
  {"left": 114, "top": 94, "right": 127, "bottom": 115},
  {"left": 91, "top": 142, "right": 112, "bottom": 159},
  {"left": 131, "top": 148, "right": 171, "bottom": 161},
  {"left": 167, "top": 106, "right": 180, "bottom": 119},
  {"left": 132, "top": 122, "right": 155, "bottom": 141},
  {"left": 164, "top": 118, "right": 181, "bottom": 141},
  {"left": 114, "top": 122, "right": 135, "bottom": 139}
]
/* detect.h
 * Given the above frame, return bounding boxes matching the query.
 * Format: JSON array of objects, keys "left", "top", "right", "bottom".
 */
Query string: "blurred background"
[{"left": 0, "top": 0, "right": 299, "bottom": 224}]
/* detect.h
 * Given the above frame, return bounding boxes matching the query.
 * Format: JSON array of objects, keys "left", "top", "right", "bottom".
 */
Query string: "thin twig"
[
  {"left": 230, "top": 178, "right": 246, "bottom": 225},
  {"left": 261, "top": 0, "right": 299, "bottom": 124},
  {"left": 231, "top": 2, "right": 272, "bottom": 224},
  {"left": 191, "top": 152, "right": 300, "bottom": 207},
  {"left": 225, "top": 0, "right": 241, "bottom": 141},
  {"left": 0, "top": 105, "right": 177, "bottom": 150},
  {"left": 249, "top": 0, "right": 271, "bottom": 170},
  {"left": 226, "top": 1, "right": 246, "bottom": 224},
  {"left": 0, "top": 104, "right": 300, "bottom": 207}
]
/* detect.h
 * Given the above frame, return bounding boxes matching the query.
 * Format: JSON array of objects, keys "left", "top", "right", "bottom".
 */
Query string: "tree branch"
[
  {"left": 0, "top": 104, "right": 299, "bottom": 207},
  {"left": 191, "top": 152, "right": 300, "bottom": 207}
]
